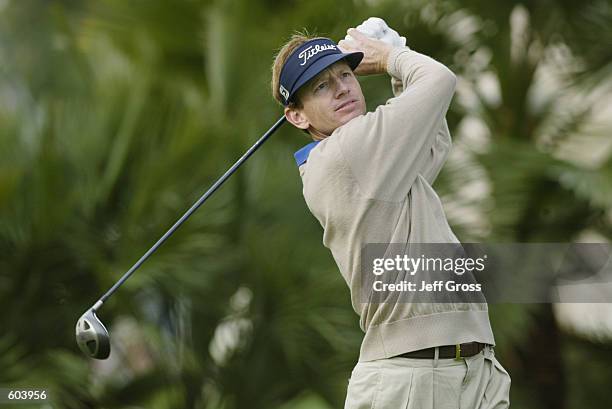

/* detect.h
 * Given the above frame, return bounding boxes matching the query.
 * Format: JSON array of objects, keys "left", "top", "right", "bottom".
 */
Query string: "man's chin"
[{"left": 337, "top": 110, "right": 363, "bottom": 125}]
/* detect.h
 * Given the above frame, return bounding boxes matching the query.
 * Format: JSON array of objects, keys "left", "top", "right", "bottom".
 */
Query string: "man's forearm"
[{"left": 386, "top": 46, "right": 456, "bottom": 98}]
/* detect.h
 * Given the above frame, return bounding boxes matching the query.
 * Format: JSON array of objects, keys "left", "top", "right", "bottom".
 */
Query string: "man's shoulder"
[
  {"left": 299, "top": 135, "right": 360, "bottom": 192},
  {"left": 333, "top": 111, "right": 376, "bottom": 137},
  {"left": 299, "top": 136, "right": 341, "bottom": 176},
  {"left": 331, "top": 107, "right": 394, "bottom": 152}
]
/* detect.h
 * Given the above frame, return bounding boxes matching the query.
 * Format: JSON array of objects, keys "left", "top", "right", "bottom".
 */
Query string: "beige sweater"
[{"left": 296, "top": 46, "right": 495, "bottom": 362}]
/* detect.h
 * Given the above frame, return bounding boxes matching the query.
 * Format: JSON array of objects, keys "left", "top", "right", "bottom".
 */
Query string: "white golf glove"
[{"left": 343, "top": 17, "right": 406, "bottom": 47}]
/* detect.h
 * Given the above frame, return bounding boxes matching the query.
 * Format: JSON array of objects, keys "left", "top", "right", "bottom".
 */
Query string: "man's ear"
[{"left": 284, "top": 106, "right": 310, "bottom": 130}]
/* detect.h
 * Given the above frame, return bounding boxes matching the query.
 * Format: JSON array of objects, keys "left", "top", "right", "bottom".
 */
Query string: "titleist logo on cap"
[{"left": 298, "top": 44, "right": 337, "bottom": 66}]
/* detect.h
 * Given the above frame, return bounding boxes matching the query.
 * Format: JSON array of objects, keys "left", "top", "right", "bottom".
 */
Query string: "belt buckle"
[{"left": 455, "top": 344, "right": 462, "bottom": 361}]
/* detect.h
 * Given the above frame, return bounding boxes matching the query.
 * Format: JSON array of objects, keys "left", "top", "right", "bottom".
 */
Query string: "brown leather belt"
[{"left": 396, "top": 342, "right": 487, "bottom": 360}]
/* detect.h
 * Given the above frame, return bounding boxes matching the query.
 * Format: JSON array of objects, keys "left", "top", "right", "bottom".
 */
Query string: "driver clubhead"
[{"left": 76, "top": 309, "right": 111, "bottom": 359}]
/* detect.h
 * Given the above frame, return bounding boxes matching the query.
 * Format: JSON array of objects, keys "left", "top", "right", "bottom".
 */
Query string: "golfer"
[{"left": 271, "top": 26, "right": 511, "bottom": 408}]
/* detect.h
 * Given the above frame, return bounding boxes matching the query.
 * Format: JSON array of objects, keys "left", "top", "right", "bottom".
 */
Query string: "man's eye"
[
  {"left": 316, "top": 82, "right": 327, "bottom": 91},
  {"left": 342, "top": 72, "right": 351, "bottom": 77}
]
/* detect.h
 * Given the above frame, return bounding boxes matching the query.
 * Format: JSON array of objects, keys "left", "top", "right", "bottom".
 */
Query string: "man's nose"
[{"left": 334, "top": 79, "right": 350, "bottom": 98}]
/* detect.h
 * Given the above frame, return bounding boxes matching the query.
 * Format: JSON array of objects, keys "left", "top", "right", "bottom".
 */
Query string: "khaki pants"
[{"left": 344, "top": 346, "right": 511, "bottom": 409}]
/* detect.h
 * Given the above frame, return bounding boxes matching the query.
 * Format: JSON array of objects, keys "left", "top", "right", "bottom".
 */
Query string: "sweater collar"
[{"left": 294, "top": 140, "right": 321, "bottom": 167}]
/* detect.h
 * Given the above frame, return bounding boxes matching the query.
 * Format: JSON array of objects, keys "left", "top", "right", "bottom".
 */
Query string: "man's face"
[{"left": 285, "top": 60, "right": 366, "bottom": 137}]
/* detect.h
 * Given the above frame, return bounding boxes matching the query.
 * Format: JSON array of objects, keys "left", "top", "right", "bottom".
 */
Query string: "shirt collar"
[{"left": 294, "top": 140, "right": 321, "bottom": 167}]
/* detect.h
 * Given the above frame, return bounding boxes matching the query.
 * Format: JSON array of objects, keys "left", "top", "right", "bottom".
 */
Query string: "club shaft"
[{"left": 96, "top": 115, "right": 287, "bottom": 307}]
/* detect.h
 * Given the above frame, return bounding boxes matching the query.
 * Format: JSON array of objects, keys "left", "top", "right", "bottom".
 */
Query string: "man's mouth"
[{"left": 335, "top": 99, "right": 357, "bottom": 111}]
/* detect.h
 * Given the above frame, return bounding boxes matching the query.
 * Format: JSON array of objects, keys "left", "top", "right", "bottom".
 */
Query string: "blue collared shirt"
[{"left": 294, "top": 141, "right": 321, "bottom": 167}]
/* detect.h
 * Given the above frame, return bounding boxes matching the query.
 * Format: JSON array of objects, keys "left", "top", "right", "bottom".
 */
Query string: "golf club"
[{"left": 76, "top": 115, "right": 287, "bottom": 359}]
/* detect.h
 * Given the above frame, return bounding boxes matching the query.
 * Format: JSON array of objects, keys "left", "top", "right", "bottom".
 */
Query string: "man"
[{"left": 271, "top": 26, "right": 511, "bottom": 408}]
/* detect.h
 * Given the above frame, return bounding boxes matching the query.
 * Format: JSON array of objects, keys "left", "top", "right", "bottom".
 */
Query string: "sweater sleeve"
[
  {"left": 420, "top": 119, "right": 452, "bottom": 184},
  {"left": 334, "top": 46, "right": 456, "bottom": 201},
  {"left": 389, "top": 56, "right": 453, "bottom": 185}
]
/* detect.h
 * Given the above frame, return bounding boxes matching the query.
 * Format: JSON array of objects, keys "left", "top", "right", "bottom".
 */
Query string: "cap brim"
[{"left": 289, "top": 51, "right": 364, "bottom": 103}]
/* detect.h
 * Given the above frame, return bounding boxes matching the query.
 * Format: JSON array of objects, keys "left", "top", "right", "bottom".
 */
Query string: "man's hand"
[{"left": 338, "top": 28, "right": 393, "bottom": 76}]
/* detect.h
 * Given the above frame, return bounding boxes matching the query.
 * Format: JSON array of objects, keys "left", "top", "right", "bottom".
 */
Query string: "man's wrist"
[
  {"left": 377, "top": 48, "right": 392, "bottom": 74},
  {"left": 386, "top": 46, "right": 412, "bottom": 78}
]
